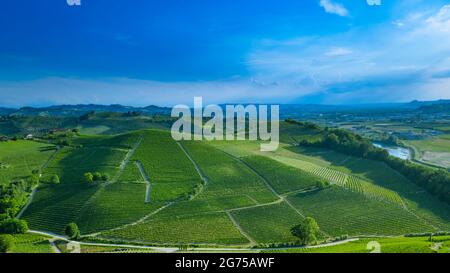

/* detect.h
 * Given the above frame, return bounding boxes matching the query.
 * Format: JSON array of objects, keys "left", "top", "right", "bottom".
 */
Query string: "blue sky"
[{"left": 1, "top": 0, "right": 450, "bottom": 107}]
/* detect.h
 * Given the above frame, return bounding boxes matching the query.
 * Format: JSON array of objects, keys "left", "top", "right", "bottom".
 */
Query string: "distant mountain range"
[
  {"left": 0, "top": 99, "right": 449, "bottom": 117},
  {"left": 0, "top": 104, "right": 172, "bottom": 117}
]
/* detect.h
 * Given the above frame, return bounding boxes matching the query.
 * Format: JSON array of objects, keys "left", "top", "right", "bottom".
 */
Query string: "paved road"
[
  {"left": 28, "top": 230, "right": 359, "bottom": 253},
  {"left": 135, "top": 161, "right": 151, "bottom": 203}
]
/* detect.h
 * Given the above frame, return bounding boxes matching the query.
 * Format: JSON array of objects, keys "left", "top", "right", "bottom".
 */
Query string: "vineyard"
[
  {"left": 42, "top": 146, "right": 127, "bottom": 185},
  {"left": 287, "top": 186, "right": 436, "bottom": 236},
  {"left": 242, "top": 155, "right": 326, "bottom": 194},
  {"left": 230, "top": 203, "right": 304, "bottom": 244},
  {"left": 129, "top": 130, "right": 203, "bottom": 201},
  {"left": 181, "top": 141, "right": 279, "bottom": 208},
  {"left": 21, "top": 132, "right": 142, "bottom": 233},
  {"left": 101, "top": 212, "right": 249, "bottom": 245},
  {"left": 21, "top": 184, "right": 100, "bottom": 234},
  {"left": 76, "top": 182, "right": 164, "bottom": 234},
  {"left": 14, "top": 128, "right": 450, "bottom": 249}
]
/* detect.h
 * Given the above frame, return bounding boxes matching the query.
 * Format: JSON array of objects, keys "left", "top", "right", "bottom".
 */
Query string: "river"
[{"left": 373, "top": 142, "right": 411, "bottom": 160}]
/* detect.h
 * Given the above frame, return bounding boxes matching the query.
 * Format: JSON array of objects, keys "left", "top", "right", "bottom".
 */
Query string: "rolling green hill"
[{"left": 5, "top": 123, "right": 449, "bottom": 251}]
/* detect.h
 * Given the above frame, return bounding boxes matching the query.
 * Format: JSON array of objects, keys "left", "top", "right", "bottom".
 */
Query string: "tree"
[
  {"left": 315, "top": 180, "right": 328, "bottom": 190},
  {"left": 0, "top": 219, "right": 28, "bottom": 234},
  {"left": 291, "top": 217, "right": 320, "bottom": 245},
  {"left": 84, "top": 172, "right": 94, "bottom": 183},
  {"left": 50, "top": 174, "right": 60, "bottom": 185},
  {"left": 93, "top": 172, "right": 102, "bottom": 181},
  {"left": 100, "top": 173, "right": 110, "bottom": 182},
  {"left": 0, "top": 234, "right": 14, "bottom": 253},
  {"left": 65, "top": 223, "right": 80, "bottom": 240}
]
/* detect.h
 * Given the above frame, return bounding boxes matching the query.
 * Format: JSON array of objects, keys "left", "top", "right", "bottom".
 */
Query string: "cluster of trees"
[
  {"left": 182, "top": 181, "right": 206, "bottom": 201},
  {"left": 291, "top": 217, "right": 320, "bottom": 246},
  {"left": 84, "top": 172, "right": 110, "bottom": 183},
  {"left": 0, "top": 234, "right": 14, "bottom": 253},
  {"left": 285, "top": 119, "right": 321, "bottom": 130},
  {"left": 0, "top": 179, "right": 36, "bottom": 219},
  {"left": 297, "top": 125, "right": 450, "bottom": 204},
  {"left": 0, "top": 181, "right": 30, "bottom": 253},
  {"left": 65, "top": 223, "right": 80, "bottom": 240}
]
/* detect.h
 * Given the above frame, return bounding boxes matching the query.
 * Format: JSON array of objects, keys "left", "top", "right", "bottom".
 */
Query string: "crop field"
[
  {"left": 0, "top": 140, "right": 56, "bottom": 185},
  {"left": 287, "top": 187, "right": 436, "bottom": 236},
  {"left": 101, "top": 211, "right": 249, "bottom": 245},
  {"left": 230, "top": 203, "right": 304, "bottom": 243},
  {"left": 264, "top": 236, "right": 450, "bottom": 253}
]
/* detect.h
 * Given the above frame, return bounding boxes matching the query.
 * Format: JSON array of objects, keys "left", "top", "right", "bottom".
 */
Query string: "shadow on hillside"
[{"left": 39, "top": 145, "right": 57, "bottom": 152}]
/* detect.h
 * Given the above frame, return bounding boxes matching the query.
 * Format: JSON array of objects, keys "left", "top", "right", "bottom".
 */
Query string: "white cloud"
[
  {"left": 425, "top": 4, "right": 450, "bottom": 32},
  {"left": 246, "top": 4, "right": 450, "bottom": 103},
  {"left": 324, "top": 47, "right": 353, "bottom": 57},
  {"left": 319, "top": 0, "right": 349, "bottom": 17},
  {"left": 0, "top": 77, "right": 317, "bottom": 108},
  {"left": 367, "top": 0, "right": 381, "bottom": 6}
]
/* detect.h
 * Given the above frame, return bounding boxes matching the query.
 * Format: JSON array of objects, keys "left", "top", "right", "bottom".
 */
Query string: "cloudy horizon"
[{"left": 1, "top": 0, "right": 450, "bottom": 107}]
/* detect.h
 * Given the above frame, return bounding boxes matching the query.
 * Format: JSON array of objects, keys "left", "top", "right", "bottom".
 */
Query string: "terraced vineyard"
[
  {"left": 287, "top": 187, "right": 436, "bottom": 236},
  {"left": 76, "top": 182, "right": 164, "bottom": 234},
  {"left": 230, "top": 203, "right": 304, "bottom": 244},
  {"left": 102, "top": 212, "right": 249, "bottom": 245},
  {"left": 21, "top": 184, "right": 100, "bottom": 233},
  {"left": 21, "top": 132, "right": 142, "bottom": 233},
  {"left": 128, "top": 130, "right": 203, "bottom": 201},
  {"left": 242, "top": 155, "right": 326, "bottom": 194},
  {"left": 181, "top": 141, "right": 279, "bottom": 208}
]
